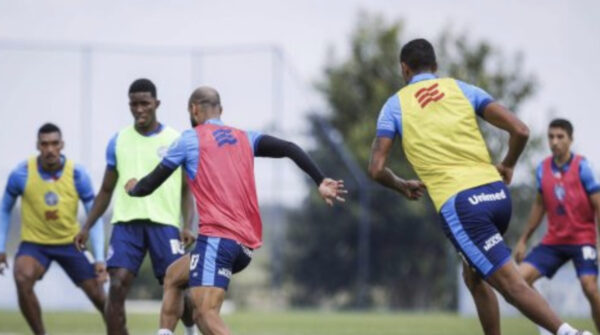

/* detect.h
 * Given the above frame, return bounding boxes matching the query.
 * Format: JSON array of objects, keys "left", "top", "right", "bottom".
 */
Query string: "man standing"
[
  {"left": 0, "top": 123, "right": 106, "bottom": 335},
  {"left": 368, "top": 38, "right": 591, "bottom": 335},
  {"left": 125, "top": 86, "right": 346, "bottom": 335},
  {"left": 515, "top": 118, "right": 600, "bottom": 332},
  {"left": 74, "top": 79, "right": 196, "bottom": 335}
]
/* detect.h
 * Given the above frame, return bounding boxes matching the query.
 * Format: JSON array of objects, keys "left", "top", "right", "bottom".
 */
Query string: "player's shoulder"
[
  {"left": 10, "top": 160, "right": 28, "bottom": 176},
  {"left": 161, "top": 125, "right": 181, "bottom": 137}
]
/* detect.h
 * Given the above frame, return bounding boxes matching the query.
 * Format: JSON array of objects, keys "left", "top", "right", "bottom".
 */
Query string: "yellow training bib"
[
  {"left": 399, "top": 78, "right": 501, "bottom": 211},
  {"left": 21, "top": 157, "right": 80, "bottom": 244}
]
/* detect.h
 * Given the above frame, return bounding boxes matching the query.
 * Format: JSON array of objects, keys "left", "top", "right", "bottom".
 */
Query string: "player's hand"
[
  {"left": 124, "top": 178, "right": 138, "bottom": 194},
  {"left": 399, "top": 179, "right": 426, "bottom": 200},
  {"left": 180, "top": 228, "right": 195, "bottom": 248},
  {"left": 318, "top": 178, "right": 347, "bottom": 206},
  {"left": 95, "top": 262, "right": 108, "bottom": 284},
  {"left": 514, "top": 239, "right": 527, "bottom": 263},
  {"left": 74, "top": 229, "right": 89, "bottom": 251},
  {"left": 0, "top": 253, "right": 8, "bottom": 275},
  {"left": 496, "top": 164, "right": 514, "bottom": 185}
]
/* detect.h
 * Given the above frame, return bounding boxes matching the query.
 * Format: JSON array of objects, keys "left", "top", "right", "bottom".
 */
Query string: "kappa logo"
[
  {"left": 468, "top": 189, "right": 507, "bottom": 205},
  {"left": 212, "top": 128, "right": 237, "bottom": 147},
  {"left": 414, "top": 83, "right": 445, "bottom": 108},
  {"left": 483, "top": 233, "right": 503, "bottom": 251},
  {"left": 218, "top": 268, "right": 232, "bottom": 279}
]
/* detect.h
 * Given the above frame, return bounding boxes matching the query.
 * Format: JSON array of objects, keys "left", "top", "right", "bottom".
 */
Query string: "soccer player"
[
  {"left": 73, "top": 79, "right": 196, "bottom": 335},
  {"left": 515, "top": 118, "right": 600, "bottom": 332},
  {"left": 125, "top": 86, "right": 346, "bottom": 335},
  {"left": 368, "top": 38, "right": 592, "bottom": 335},
  {"left": 0, "top": 123, "right": 106, "bottom": 335}
]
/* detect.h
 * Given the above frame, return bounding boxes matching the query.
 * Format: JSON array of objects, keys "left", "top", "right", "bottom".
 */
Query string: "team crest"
[
  {"left": 44, "top": 191, "right": 59, "bottom": 206},
  {"left": 553, "top": 184, "right": 565, "bottom": 202}
]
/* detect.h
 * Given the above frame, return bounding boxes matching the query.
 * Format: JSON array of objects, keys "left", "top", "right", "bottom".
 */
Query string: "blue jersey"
[
  {"left": 161, "top": 118, "right": 263, "bottom": 176},
  {"left": 376, "top": 73, "right": 494, "bottom": 139},
  {"left": 535, "top": 154, "right": 600, "bottom": 194},
  {"left": 0, "top": 156, "right": 104, "bottom": 260}
]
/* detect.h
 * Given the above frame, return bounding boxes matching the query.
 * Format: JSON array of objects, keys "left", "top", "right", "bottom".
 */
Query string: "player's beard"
[{"left": 190, "top": 117, "right": 198, "bottom": 128}]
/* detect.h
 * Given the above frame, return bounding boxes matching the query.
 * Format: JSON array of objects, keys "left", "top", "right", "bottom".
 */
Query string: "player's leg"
[
  {"left": 105, "top": 222, "right": 147, "bottom": 335},
  {"left": 186, "top": 235, "right": 252, "bottom": 335},
  {"left": 12, "top": 243, "right": 50, "bottom": 335},
  {"left": 519, "top": 244, "right": 565, "bottom": 287},
  {"left": 145, "top": 223, "right": 196, "bottom": 334},
  {"left": 159, "top": 254, "right": 191, "bottom": 333},
  {"left": 461, "top": 260, "right": 500, "bottom": 335},
  {"left": 575, "top": 245, "right": 600, "bottom": 331},
  {"left": 190, "top": 286, "right": 228, "bottom": 335},
  {"left": 486, "top": 261, "right": 564, "bottom": 332},
  {"left": 51, "top": 244, "right": 107, "bottom": 315}
]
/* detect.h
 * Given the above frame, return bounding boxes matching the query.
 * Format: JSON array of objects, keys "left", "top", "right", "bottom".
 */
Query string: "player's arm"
[
  {"left": 368, "top": 137, "right": 425, "bottom": 200},
  {"left": 254, "top": 135, "right": 346, "bottom": 206},
  {"left": 514, "top": 193, "right": 546, "bottom": 263},
  {"left": 0, "top": 189, "right": 18, "bottom": 275},
  {"left": 367, "top": 96, "right": 425, "bottom": 200},
  {"left": 0, "top": 167, "right": 25, "bottom": 274},
  {"left": 75, "top": 135, "right": 119, "bottom": 250},
  {"left": 578, "top": 158, "right": 600, "bottom": 233},
  {"left": 180, "top": 170, "right": 195, "bottom": 248},
  {"left": 127, "top": 131, "right": 190, "bottom": 197},
  {"left": 75, "top": 168, "right": 118, "bottom": 250},
  {"left": 481, "top": 102, "right": 530, "bottom": 184}
]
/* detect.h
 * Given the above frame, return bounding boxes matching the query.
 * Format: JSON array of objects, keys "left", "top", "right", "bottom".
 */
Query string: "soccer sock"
[
  {"left": 556, "top": 323, "right": 577, "bottom": 335},
  {"left": 184, "top": 326, "right": 198, "bottom": 335},
  {"left": 157, "top": 329, "right": 174, "bottom": 335}
]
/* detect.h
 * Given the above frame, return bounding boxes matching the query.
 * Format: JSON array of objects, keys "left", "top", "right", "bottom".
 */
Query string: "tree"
[{"left": 285, "top": 12, "right": 541, "bottom": 309}]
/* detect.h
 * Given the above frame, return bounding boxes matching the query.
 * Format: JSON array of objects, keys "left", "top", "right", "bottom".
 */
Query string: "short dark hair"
[
  {"left": 129, "top": 78, "right": 157, "bottom": 98},
  {"left": 38, "top": 123, "right": 61, "bottom": 137},
  {"left": 549, "top": 118, "right": 573, "bottom": 138},
  {"left": 400, "top": 38, "right": 437, "bottom": 72}
]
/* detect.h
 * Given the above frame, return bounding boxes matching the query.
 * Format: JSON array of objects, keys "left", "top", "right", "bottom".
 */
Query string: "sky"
[{"left": 1, "top": 0, "right": 599, "bottom": 204}]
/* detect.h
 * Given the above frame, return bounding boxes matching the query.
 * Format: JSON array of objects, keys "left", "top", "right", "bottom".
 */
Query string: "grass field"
[{"left": 0, "top": 310, "right": 595, "bottom": 335}]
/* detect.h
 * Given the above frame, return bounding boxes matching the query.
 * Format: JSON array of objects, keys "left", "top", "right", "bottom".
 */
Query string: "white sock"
[
  {"left": 184, "top": 326, "right": 198, "bottom": 335},
  {"left": 556, "top": 323, "right": 577, "bottom": 335},
  {"left": 157, "top": 329, "right": 174, "bottom": 335}
]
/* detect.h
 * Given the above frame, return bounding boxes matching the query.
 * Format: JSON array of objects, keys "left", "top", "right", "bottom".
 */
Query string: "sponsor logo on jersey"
[
  {"left": 468, "top": 189, "right": 507, "bottom": 205},
  {"left": 414, "top": 83, "right": 445, "bottom": 108},
  {"left": 554, "top": 184, "right": 566, "bottom": 202},
  {"left": 483, "top": 233, "right": 503, "bottom": 251}
]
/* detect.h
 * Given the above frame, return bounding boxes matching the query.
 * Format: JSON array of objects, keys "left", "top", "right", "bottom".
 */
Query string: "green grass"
[{"left": 0, "top": 310, "right": 595, "bottom": 335}]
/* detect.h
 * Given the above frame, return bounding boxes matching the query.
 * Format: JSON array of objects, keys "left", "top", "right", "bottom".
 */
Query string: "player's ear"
[
  {"left": 59, "top": 140, "right": 65, "bottom": 150},
  {"left": 155, "top": 99, "right": 161, "bottom": 108}
]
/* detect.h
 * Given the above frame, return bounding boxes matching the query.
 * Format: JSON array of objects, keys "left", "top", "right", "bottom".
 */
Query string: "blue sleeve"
[
  {"left": 376, "top": 95, "right": 402, "bottom": 139},
  {"left": 579, "top": 158, "right": 600, "bottom": 194},
  {"left": 0, "top": 165, "right": 24, "bottom": 253},
  {"left": 536, "top": 162, "right": 543, "bottom": 194},
  {"left": 106, "top": 133, "right": 118, "bottom": 170},
  {"left": 246, "top": 130, "right": 263, "bottom": 155},
  {"left": 161, "top": 129, "right": 199, "bottom": 177},
  {"left": 74, "top": 164, "right": 95, "bottom": 203},
  {"left": 83, "top": 200, "right": 105, "bottom": 262},
  {"left": 456, "top": 80, "right": 494, "bottom": 117}
]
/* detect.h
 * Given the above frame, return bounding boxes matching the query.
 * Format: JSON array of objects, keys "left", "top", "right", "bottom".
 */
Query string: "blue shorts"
[
  {"left": 16, "top": 241, "right": 96, "bottom": 284},
  {"left": 524, "top": 244, "right": 598, "bottom": 278},
  {"left": 107, "top": 220, "right": 184, "bottom": 282},
  {"left": 439, "top": 181, "right": 512, "bottom": 279},
  {"left": 189, "top": 234, "right": 253, "bottom": 290}
]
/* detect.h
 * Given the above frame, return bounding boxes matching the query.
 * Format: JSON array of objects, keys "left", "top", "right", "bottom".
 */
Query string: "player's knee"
[
  {"left": 193, "top": 301, "right": 217, "bottom": 324},
  {"left": 499, "top": 280, "right": 529, "bottom": 304},
  {"left": 462, "top": 268, "right": 481, "bottom": 291},
  {"left": 108, "top": 276, "right": 129, "bottom": 299},
  {"left": 13, "top": 269, "right": 36, "bottom": 289}
]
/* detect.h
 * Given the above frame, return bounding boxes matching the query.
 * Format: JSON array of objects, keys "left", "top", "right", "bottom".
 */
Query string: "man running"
[
  {"left": 368, "top": 38, "right": 592, "bottom": 335},
  {"left": 515, "top": 118, "right": 600, "bottom": 332},
  {"left": 126, "top": 86, "right": 346, "bottom": 335},
  {"left": 74, "top": 79, "right": 196, "bottom": 335},
  {"left": 0, "top": 123, "right": 106, "bottom": 335}
]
